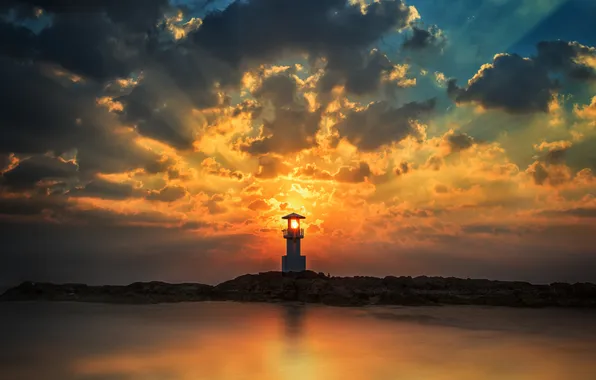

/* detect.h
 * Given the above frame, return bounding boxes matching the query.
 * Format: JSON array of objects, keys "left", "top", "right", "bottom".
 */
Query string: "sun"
[{"left": 290, "top": 219, "right": 299, "bottom": 229}]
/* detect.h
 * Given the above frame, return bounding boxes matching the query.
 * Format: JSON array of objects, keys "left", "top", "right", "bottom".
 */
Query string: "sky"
[{"left": 1, "top": 0, "right": 596, "bottom": 285}]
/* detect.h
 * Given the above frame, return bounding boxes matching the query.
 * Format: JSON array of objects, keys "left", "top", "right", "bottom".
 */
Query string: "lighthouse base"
[{"left": 281, "top": 255, "right": 306, "bottom": 273}]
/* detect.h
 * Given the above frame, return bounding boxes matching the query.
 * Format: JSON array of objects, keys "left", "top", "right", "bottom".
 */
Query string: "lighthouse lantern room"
[{"left": 281, "top": 213, "right": 306, "bottom": 272}]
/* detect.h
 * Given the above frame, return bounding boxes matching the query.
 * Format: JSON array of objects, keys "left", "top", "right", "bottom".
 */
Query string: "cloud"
[
  {"left": 0, "top": 57, "right": 163, "bottom": 176},
  {"left": 252, "top": 70, "right": 301, "bottom": 109},
  {"left": 461, "top": 224, "right": 520, "bottom": 236},
  {"left": 394, "top": 161, "right": 414, "bottom": 176},
  {"left": 434, "top": 184, "right": 449, "bottom": 194},
  {"left": 114, "top": 46, "right": 237, "bottom": 149},
  {"left": 241, "top": 108, "right": 322, "bottom": 155},
  {"left": 334, "top": 162, "right": 371, "bottom": 183},
  {"left": 533, "top": 140, "right": 572, "bottom": 165},
  {"left": 190, "top": 0, "right": 413, "bottom": 71},
  {"left": 575, "top": 96, "right": 596, "bottom": 122},
  {"left": 1, "top": 0, "right": 596, "bottom": 286},
  {"left": 535, "top": 40, "right": 596, "bottom": 81},
  {"left": 334, "top": 99, "right": 435, "bottom": 151},
  {"left": 402, "top": 25, "right": 446, "bottom": 51},
  {"left": 448, "top": 40, "right": 596, "bottom": 114},
  {"left": 68, "top": 178, "right": 141, "bottom": 200},
  {"left": 320, "top": 49, "right": 403, "bottom": 96},
  {"left": 445, "top": 132, "right": 476, "bottom": 153},
  {"left": 254, "top": 155, "right": 291, "bottom": 179},
  {"left": 6, "top": 0, "right": 171, "bottom": 33},
  {"left": 146, "top": 186, "right": 187, "bottom": 202},
  {"left": 539, "top": 208, "right": 596, "bottom": 219},
  {"left": 0, "top": 154, "right": 10, "bottom": 172},
  {"left": 1, "top": 155, "right": 78, "bottom": 192},
  {"left": 201, "top": 158, "right": 244, "bottom": 180},
  {"left": 0, "top": 19, "right": 37, "bottom": 59},
  {"left": 294, "top": 162, "right": 372, "bottom": 183},
  {"left": 204, "top": 194, "right": 228, "bottom": 215},
  {"left": 525, "top": 161, "right": 572, "bottom": 186},
  {"left": 447, "top": 53, "right": 555, "bottom": 114},
  {"left": 425, "top": 155, "right": 444, "bottom": 171},
  {"left": 247, "top": 199, "right": 269, "bottom": 212},
  {"left": 2, "top": 0, "right": 171, "bottom": 81},
  {"left": 294, "top": 164, "right": 334, "bottom": 181}
]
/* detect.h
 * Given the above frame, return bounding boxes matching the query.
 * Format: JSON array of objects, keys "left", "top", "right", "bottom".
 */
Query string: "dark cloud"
[
  {"left": 0, "top": 57, "right": 162, "bottom": 175},
  {"left": 5, "top": 0, "right": 171, "bottom": 33},
  {"left": 68, "top": 178, "right": 141, "bottom": 200},
  {"left": 539, "top": 208, "right": 596, "bottom": 219},
  {"left": 191, "top": 0, "right": 412, "bottom": 68},
  {"left": 319, "top": 49, "right": 396, "bottom": 96},
  {"left": 255, "top": 155, "right": 291, "bottom": 179},
  {"left": 2, "top": 0, "right": 417, "bottom": 156},
  {"left": 191, "top": 0, "right": 413, "bottom": 98},
  {"left": 36, "top": 14, "right": 143, "bottom": 82},
  {"left": 0, "top": 19, "right": 37, "bottom": 59},
  {"left": 146, "top": 185, "right": 187, "bottom": 202},
  {"left": 205, "top": 194, "right": 227, "bottom": 215},
  {"left": 1, "top": 155, "right": 78, "bottom": 192},
  {"left": 434, "top": 184, "right": 449, "bottom": 194},
  {"left": 394, "top": 161, "right": 413, "bottom": 176},
  {"left": 0, "top": 192, "right": 182, "bottom": 228},
  {"left": 253, "top": 71, "right": 300, "bottom": 109},
  {"left": 294, "top": 162, "right": 372, "bottom": 183},
  {"left": 114, "top": 45, "right": 240, "bottom": 149},
  {"left": 334, "top": 162, "right": 371, "bottom": 183},
  {"left": 0, "top": 58, "right": 94, "bottom": 154},
  {"left": 239, "top": 71, "right": 323, "bottom": 155},
  {"left": 446, "top": 132, "right": 475, "bottom": 153},
  {"left": 448, "top": 53, "right": 555, "bottom": 114},
  {"left": 425, "top": 155, "right": 444, "bottom": 171},
  {"left": 526, "top": 142, "right": 576, "bottom": 186},
  {"left": 2, "top": 0, "right": 171, "bottom": 81},
  {"left": 536, "top": 40, "right": 596, "bottom": 81},
  {"left": 201, "top": 158, "right": 244, "bottom": 181},
  {"left": 462, "top": 224, "right": 522, "bottom": 236},
  {"left": 1, "top": 0, "right": 224, "bottom": 151},
  {"left": 294, "top": 164, "right": 334, "bottom": 181},
  {"left": 0, "top": 154, "right": 10, "bottom": 172},
  {"left": 0, "top": 193, "right": 66, "bottom": 217},
  {"left": 526, "top": 161, "right": 555, "bottom": 186},
  {"left": 335, "top": 99, "right": 435, "bottom": 151},
  {"left": 241, "top": 108, "right": 322, "bottom": 155},
  {"left": 565, "top": 137, "right": 596, "bottom": 172},
  {"left": 543, "top": 147, "right": 569, "bottom": 165},
  {"left": 116, "top": 82, "right": 199, "bottom": 150},
  {"left": 449, "top": 40, "right": 596, "bottom": 114},
  {"left": 402, "top": 25, "right": 446, "bottom": 51}
]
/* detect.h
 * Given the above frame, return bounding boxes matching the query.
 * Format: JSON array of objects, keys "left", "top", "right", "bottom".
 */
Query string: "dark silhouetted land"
[{"left": 2, "top": 271, "right": 595, "bottom": 308}]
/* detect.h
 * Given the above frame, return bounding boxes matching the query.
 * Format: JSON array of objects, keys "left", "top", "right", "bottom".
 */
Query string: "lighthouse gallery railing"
[{"left": 282, "top": 228, "right": 304, "bottom": 238}]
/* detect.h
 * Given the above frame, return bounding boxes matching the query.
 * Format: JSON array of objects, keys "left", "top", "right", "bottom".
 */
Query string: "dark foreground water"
[{"left": 1, "top": 302, "right": 595, "bottom": 380}]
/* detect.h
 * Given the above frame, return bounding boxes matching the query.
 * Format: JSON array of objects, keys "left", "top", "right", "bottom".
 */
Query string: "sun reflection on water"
[{"left": 1, "top": 302, "right": 596, "bottom": 380}]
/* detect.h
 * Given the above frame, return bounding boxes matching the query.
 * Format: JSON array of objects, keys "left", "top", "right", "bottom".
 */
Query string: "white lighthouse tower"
[{"left": 281, "top": 213, "right": 306, "bottom": 272}]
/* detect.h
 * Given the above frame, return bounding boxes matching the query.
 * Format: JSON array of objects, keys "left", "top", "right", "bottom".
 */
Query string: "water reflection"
[
  {"left": 282, "top": 303, "right": 305, "bottom": 341},
  {"left": 280, "top": 304, "right": 310, "bottom": 379},
  {"left": 1, "top": 302, "right": 596, "bottom": 380}
]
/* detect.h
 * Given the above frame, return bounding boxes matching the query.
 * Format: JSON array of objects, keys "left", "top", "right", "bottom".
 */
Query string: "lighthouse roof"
[{"left": 282, "top": 212, "right": 306, "bottom": 219}]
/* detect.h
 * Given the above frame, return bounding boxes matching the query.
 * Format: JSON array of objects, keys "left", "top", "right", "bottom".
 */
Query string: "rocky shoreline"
[{"left": 2, "top": 271, "right": 596, "bottom": 308}]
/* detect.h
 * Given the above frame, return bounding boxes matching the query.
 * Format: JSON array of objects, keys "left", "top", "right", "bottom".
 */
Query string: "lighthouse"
[{"left": 281, "top": 212, "right": 306, "bottom": 272}]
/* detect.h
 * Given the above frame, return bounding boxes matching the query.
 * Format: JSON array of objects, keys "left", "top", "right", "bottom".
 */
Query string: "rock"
[{"left": 2, "top": 271, "right": 595, "bottom": 308}]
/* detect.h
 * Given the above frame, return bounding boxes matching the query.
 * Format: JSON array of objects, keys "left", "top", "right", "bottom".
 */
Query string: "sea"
[{"left": 1, "top": 301, "right": 595, "bottom": 380}]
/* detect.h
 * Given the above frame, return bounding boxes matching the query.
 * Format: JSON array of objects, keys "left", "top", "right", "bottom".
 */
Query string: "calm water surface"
[{"left": 1, "top": 302, "right": 595, "bottom": 380}]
